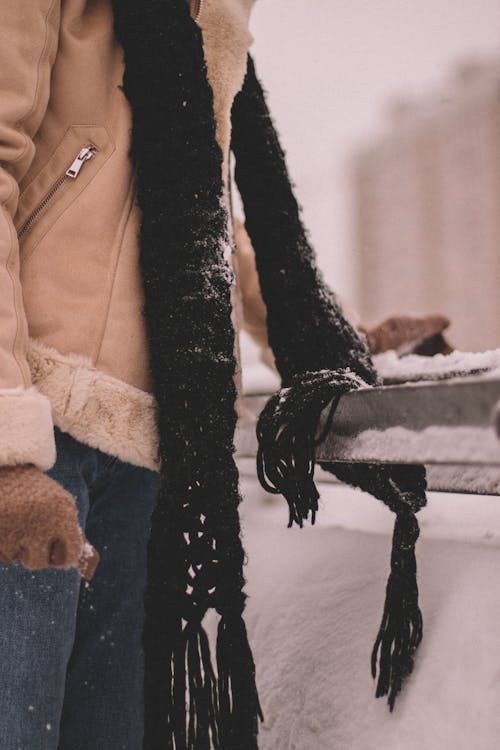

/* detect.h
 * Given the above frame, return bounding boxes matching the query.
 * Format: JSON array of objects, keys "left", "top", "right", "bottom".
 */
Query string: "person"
[
  {"left": 0, "top": 1, "right": 261, "bottom": 747},
  {"left": 0, "top": 1, "right": 434, "bottom": 748}
]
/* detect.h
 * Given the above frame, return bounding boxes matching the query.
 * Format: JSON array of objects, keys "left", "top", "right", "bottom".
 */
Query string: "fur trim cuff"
[
  {"left": 28, "top": 339, "right": 160, "bottom": 472},
  {"left": 0, "top": 386, "right": 56, "bottom": 470}
]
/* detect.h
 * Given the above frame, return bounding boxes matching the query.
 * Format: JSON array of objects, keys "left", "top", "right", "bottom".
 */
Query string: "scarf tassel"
[
  {"left": 160, "top": 620, "right": 218, "bottom": 750},
  {"left": 256, "top": 369, "right": 366, "bottom": 527},
  {"left": 371, "top": 510, "right": 423, "bottom": 711},
  {"left": 256, "top": 372, "right": 424, "bottom": 712},
  {"left": 216, "top": 614, "right": 263, "bottom": 749},
  {"left": 165, "top": 615, "right": 261, "bottom": 750},
  {"left": 185, "top": 622, "right": 219, "bottom": 749}
]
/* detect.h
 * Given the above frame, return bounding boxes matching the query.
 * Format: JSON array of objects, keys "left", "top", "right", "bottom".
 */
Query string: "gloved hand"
[
  {"left": 0, "top": 464, "right": 99, "bottom": 580},
  {"left": 360, "top": 314, "right": 452, "bottom": 356}
]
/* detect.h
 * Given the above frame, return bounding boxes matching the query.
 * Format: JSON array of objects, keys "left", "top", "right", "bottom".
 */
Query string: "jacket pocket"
[{"left": 15, "top": 125, "right": 115, "bottom": 258}]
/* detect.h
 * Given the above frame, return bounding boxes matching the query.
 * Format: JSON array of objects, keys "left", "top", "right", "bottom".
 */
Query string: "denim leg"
[
  {"left": 58, "top": 458, "right": 160, "bottom": 750},
  {"left": 0, "top": 429, "right": 96, "bottom": 750}
]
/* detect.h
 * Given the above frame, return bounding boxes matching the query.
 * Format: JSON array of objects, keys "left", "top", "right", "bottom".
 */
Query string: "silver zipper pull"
[{"left": 65, "top": 146, "right": 96, "bottom": 179}]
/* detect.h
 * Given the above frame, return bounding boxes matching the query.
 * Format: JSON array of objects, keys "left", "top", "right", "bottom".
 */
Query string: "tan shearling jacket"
[{"left": 0, "top": 0, "right": 262, "bottom": 472}]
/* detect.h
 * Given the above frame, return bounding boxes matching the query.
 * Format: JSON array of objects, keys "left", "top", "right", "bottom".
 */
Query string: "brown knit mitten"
[
  {"left": 360, "top": 314, "right": 452, "bottom": 355},
  {"left": 0, "top": 464, "right": 99, "bottom": 580}
]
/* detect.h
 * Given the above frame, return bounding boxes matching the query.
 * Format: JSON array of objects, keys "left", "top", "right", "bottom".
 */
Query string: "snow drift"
[{"left": 226, "top": 479, "right": 500, "bottom": 750}]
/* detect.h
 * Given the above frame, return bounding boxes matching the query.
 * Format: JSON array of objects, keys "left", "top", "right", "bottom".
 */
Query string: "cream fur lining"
[
  {"left": 0, "top": 385, "right": 56, "bottom": 470},
  {"left": 27, "top": 339, "right": 160, "bottom": 472}
]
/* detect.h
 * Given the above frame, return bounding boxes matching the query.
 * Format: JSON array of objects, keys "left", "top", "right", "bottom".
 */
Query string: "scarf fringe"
[
  {"left": 184, "top": 623, "right": 219, "bottom": 749},
  {"left": 216, "top": 614, "right": 263, "bottom": 749},
  {"left": 257, "top": 371, "right": 426, "bottom": 711},
  {"left": 371, "top": 511, "right": 423, "bottom": 711},
  {"left": 256, "top": 369, "right": 367, "bottom": 527},
  {"left": 159, "top": 617, "right": 261, "bottom": 750}
]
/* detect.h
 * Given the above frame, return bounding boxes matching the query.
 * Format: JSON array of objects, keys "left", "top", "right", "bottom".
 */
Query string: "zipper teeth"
[
  {"left": 194, "top": 0, "right": 204, "bottom": 22},
  {"left": 18, "top": 145, "right": 96, "bottom": 241},
  {"left": 18, "top": 175, "right": 68, "bottom": 241}
]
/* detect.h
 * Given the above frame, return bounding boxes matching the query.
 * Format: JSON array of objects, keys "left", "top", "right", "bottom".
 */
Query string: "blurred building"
[{"left": 352, "top": 59, "right": 500, "bottom": 351}]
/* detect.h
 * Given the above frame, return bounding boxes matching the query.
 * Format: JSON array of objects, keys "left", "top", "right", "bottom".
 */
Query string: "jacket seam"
[
  {"left": 2, "top": 207, "right": 30, "bottom": 386},
  {"left": 11, "top": 0, "right": 59, "bottom": 167},
  {"left": 93, "top": 175, "right": 137, "bottom": 364}
]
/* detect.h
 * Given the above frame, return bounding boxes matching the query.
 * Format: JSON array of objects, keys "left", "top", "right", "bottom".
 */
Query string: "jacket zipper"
[
  {"left": 192, "top": 0, "right": 204, "bottom": 22},
  {"left": 18, "top": 145, "right": 97, "bottom": 241}
]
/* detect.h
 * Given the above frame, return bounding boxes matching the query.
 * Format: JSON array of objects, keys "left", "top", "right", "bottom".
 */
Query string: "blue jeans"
[{"left": 0, "top": 427, "right": 160, "bottom": 750}]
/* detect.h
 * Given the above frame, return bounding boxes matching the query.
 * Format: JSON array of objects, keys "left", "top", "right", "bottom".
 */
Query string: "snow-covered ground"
[{"left": 232, "top": 478, "right": 500, "bottom": 750}]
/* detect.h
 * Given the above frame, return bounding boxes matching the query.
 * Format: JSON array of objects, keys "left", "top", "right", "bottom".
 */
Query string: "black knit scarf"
[
  {"left": 112, "top": 2, "right": 427, "bottom": 748},
  {"left": 232, "top": 57, "right": 427, "bottom": 714}
]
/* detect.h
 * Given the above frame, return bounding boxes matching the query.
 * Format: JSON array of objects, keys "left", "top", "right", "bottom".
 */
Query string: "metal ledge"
[{"left": 236, "top": 375, "right": 500, "bottom": 495}]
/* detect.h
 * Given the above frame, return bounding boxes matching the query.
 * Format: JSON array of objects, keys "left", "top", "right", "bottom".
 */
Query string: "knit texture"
[
  {"left": 0, "top": 464, "right": 91, "bottom": 573},
  {"left": 112, "top": 2, "right": 260, "bottom": 748},
  {"left": 231, "top": 64, "right": 374, "bottom": 386},
  {"left": 231, "top": 56, "right": 427, "bottom": 712}
]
